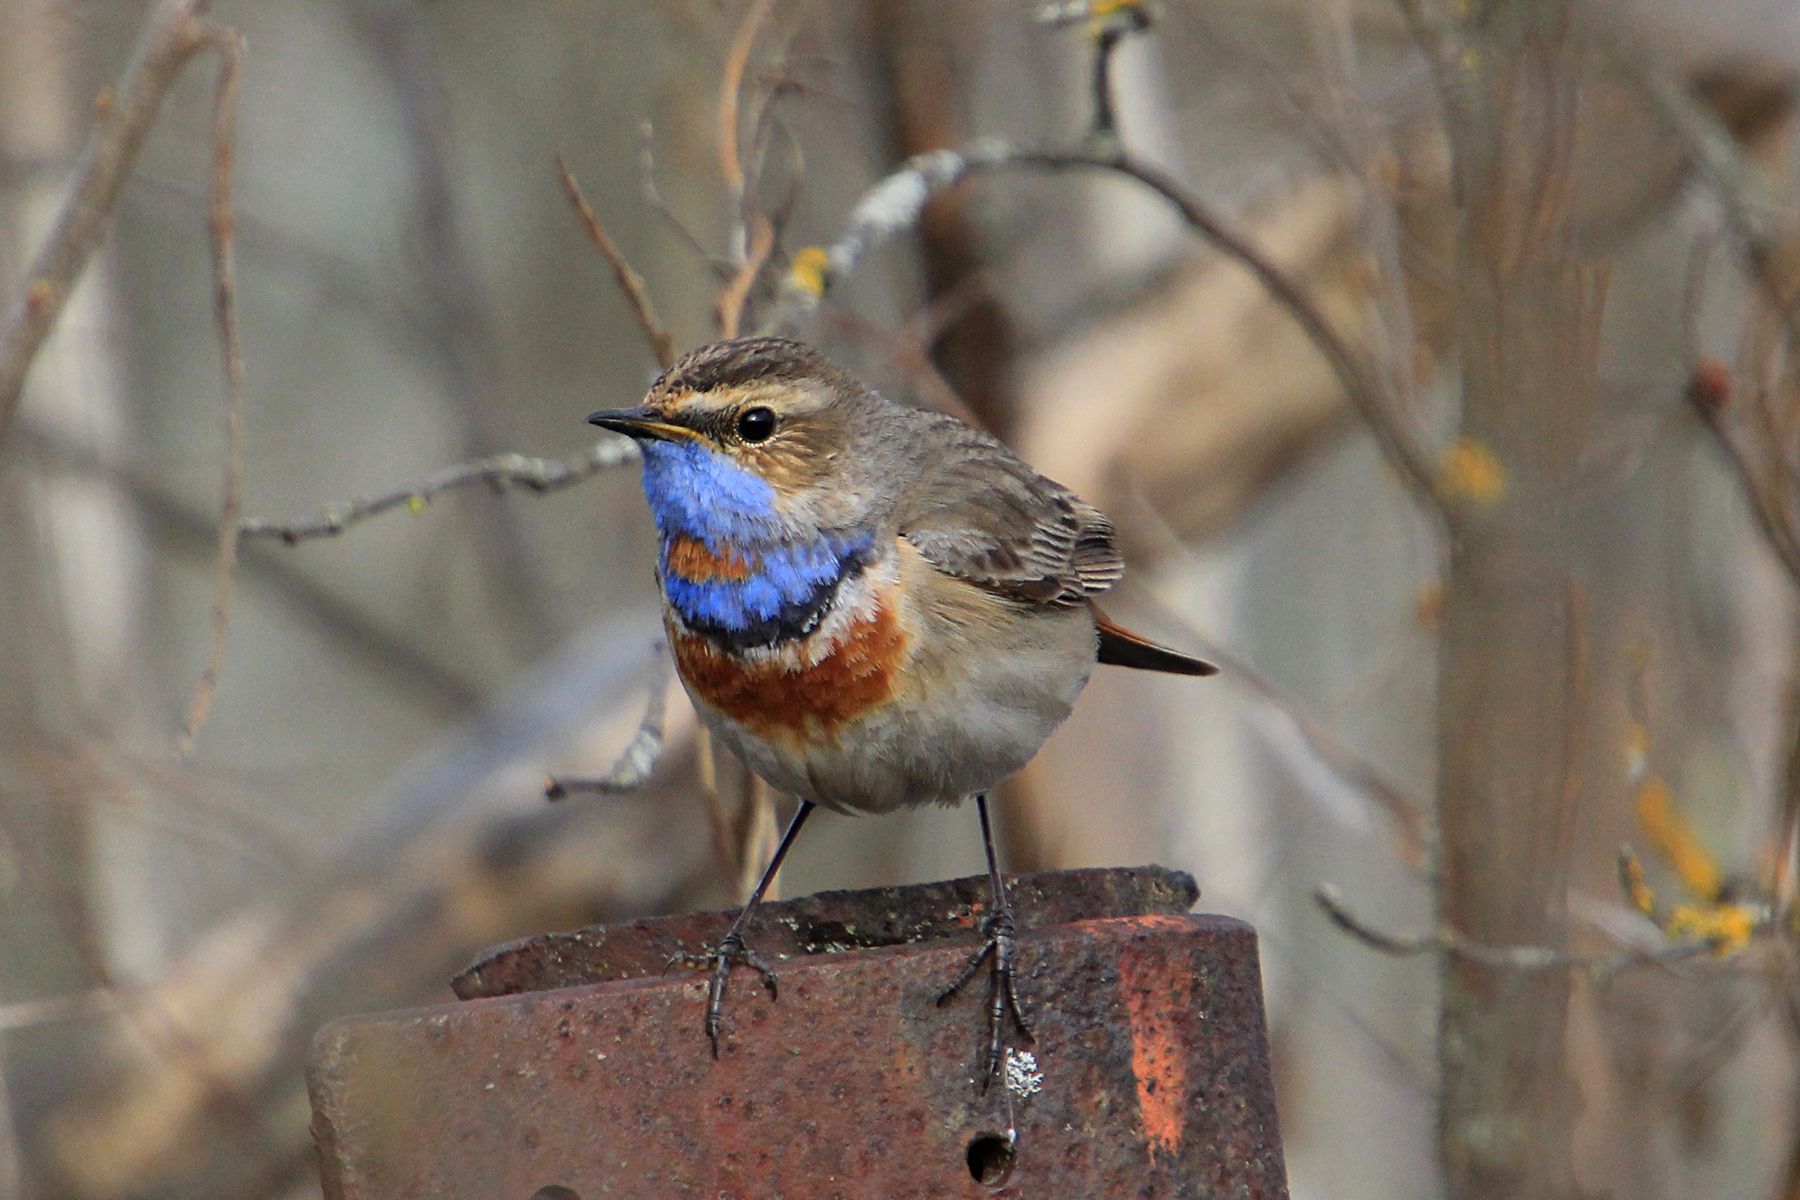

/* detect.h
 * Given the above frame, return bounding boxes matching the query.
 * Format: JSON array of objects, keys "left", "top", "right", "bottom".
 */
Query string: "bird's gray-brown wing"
[{"left": 897, "top": 416, "right": 1123, "bottom": 608}]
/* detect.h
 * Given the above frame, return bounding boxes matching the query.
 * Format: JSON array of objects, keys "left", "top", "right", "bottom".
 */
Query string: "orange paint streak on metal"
[{"left": 1117, "top": 914, "right": 1196, "bottom": 1163}]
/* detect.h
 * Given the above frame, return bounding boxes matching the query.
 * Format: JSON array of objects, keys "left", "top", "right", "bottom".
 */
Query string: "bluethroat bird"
[{"left": 589, "top": 336, "right": 1215, "bottom": 1087}]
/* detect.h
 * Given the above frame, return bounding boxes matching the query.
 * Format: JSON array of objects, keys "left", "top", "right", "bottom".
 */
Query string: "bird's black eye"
[{"left": 736, "top": 406, "right": 776, "bottom": 443}]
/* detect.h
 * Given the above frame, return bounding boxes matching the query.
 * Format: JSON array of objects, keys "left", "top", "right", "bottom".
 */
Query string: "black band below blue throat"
[{"left": 665, "top": 537, "right": 876, "bottom": 651}]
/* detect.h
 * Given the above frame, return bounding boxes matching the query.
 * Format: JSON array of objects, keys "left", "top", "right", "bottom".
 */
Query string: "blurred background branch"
[{"left": 0, "top": 0, "right": 236, "bottom": 435}]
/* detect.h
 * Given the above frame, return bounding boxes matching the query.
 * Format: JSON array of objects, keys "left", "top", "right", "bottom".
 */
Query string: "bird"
[{"left": 587, "top": 335, "right": 1215, "bottom": 1087}]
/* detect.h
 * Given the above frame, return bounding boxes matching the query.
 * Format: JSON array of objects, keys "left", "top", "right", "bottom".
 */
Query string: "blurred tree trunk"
[
  {"left": 0, "top": 0, "right": 139, "bottom": 1008},
  {"left": 1434, "top": 4, "right": 1601, "bottom": 1197},
  {"left": 0, "top": 11, "right": 141, "bottom": 1191},
  {"left": 868, "top": 0, "right": 1020, "bottom": 438}
]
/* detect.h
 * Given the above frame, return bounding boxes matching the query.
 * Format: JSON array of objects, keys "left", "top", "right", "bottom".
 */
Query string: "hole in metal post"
[
  {"left": 530, "top": 1188, "right": 581, "bottom": 1200},
  {"left": 965, "top": 1133, "right": 1015, "bottom": 1185}
]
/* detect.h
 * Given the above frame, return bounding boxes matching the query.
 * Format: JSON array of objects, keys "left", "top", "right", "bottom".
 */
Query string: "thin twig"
[
  {"left": 22, "top": 418, "right": 485, "bottom": 710},
  {"left": 766, "top": 137, "right": 1445, "bottom": 517},
  {"left": 718, "top": 0, "right": 775, "bottom": 264},
  {"left": 736, "top": 773, "right": 779, "bottom": 902},
  {"left": 738, "top": 36, "right": 840, "bottom": 234},
  {"left": 759, "top": 14, "right": 1442, "bottom": 516},
  {"left": 0, "top": 801, "right": 279, "bottom": 1171},
  {"left": 1207, "top": 640, "right": 1430, "bottom": 867},
  {"left": 695, "top": 728, "right": 732, "bottom": 879},
  {"left": 546, "top": 655, "right": 671, "bottom": 799},
  {"left": 217, "top": 28, "right": 702, "bottom": 895},
  {"left": 179, "top": 23, "right": 247, "bottom": 756},
  {"left": 1006, "top": 148, "right": 1445, "bottom": 515},
  {"left": 1316, "top": 883, "right": 1458, "bottom": 956},
  {"left": 1390, "top": 0, "right": 1473, "bottom": 140},
  {"left": 741, "top": 51, "right": 822, "bottom": 299},
  {"left": 1641, "top": 65, "right": 1800, "bottom": 591},
  {"left": 555, "top": 154, "right": 676, "bottom": 369},
  {"left": 1033, "top": 0, "right": 1151, "bottom": 142},
  {"left": 716, "top": 213, "right": 773, "bottom": 339},
  {"left": 238, "top": 441, "right": 640, "bottom": 543},
  {"left": 0, "top": 0, "right": 226, "bottom": 439},
  {"left": 1632, "top": 60, "right": 1800, "bottom": 360},
  {"left": 639, "top": 120, "right": 730, "bottom": 277},
  {"left": 1686, "top": 363, "right": 1800, "bottom": 586},
  {"left": 1316, "top": 884, "right": 1719, "bottom": 978},
  {"left": 755, "top": 116, "right": 808, "bottom": 297},
  {"left": 820, "top": 273, "right": 994, "bottom": 425},
  {"left": 252, "top": 143, "right": 672, "bottom": 550},
  {"left": 1676, "top": 218, "right": 1800, "bottom": 579},
  {"left": 33, "top": 621, "right": 687, "bottom": 1192},
  {"left": 743, "top": 78, "right": 809, "bottom": 214},
  {"left": 366, "top": 0, "right": 561, "bottom": 657}
]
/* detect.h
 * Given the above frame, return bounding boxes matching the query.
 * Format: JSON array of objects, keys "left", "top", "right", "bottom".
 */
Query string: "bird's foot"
[
  {"left": 668, "top": 928, "right": 780, "bottom": 1057},
  {"left": 936, "top": 903, "right": 1033, "bottom": 1091}
]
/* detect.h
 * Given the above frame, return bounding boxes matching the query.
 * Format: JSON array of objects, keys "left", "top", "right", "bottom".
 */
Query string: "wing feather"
[{"left": 898, "top": 416, "right": 1124, "bottom": 608}]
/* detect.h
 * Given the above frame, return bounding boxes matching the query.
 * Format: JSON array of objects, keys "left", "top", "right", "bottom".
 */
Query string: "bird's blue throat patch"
[
  {"left": 636, "top": 440, "right": 875, "bottom": 649},
  {"left": 638, "top": 439, "right": 782, "bottom": 544}
]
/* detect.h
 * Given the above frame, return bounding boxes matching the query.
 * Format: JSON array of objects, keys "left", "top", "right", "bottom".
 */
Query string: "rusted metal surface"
[
  {"left": 309, "top": 866, "right": 1287, "bottom": 1199},
  {"left": 452, "top": 865, "right": 1198, "bottom": 1000}
]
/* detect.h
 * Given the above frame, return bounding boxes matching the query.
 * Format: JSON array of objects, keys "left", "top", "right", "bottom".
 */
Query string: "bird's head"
[{"left": 589, "top": 337, "right": 890, "bottom": 545}]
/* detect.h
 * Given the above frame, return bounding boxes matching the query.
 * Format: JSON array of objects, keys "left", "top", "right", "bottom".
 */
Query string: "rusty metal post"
[{"left": 308, "top": 866, "right": 1288, "bottom": 1199}]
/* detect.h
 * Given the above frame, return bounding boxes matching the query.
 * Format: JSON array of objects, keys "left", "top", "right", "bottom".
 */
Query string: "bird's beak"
[{"left": 585, "top": 406, "right": 697, "bottom": 443}]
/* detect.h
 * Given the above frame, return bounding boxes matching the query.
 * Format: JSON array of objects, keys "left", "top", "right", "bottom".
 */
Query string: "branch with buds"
[{"left": 763, "top": 1, "right": 1446, "bottom": 519}]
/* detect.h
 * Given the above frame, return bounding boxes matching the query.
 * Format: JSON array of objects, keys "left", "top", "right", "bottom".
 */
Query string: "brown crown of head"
[{"left": 645, "top": 336, "right": 859, "bottom": 409}]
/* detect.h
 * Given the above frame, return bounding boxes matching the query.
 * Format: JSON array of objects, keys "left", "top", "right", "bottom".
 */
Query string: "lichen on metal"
[{"left": 1004, "top": 1047, "right": 1044, "bottom": 1098}]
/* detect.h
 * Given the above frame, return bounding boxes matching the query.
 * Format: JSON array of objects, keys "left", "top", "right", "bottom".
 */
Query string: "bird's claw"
[
  {"left": 668, "top": 929, "right": 779, "bottom": 1056},
  {"left": 937, "top": 906, "right": 1033, "bottom": 1091}
]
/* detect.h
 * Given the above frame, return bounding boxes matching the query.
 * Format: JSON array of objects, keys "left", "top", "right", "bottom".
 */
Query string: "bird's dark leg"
[
  {"left": 670, "top": 800, "right": 814, "bottom": 1056},
  {"left": 936, "top": 793, "right": 1032, "bottom": 1090}
]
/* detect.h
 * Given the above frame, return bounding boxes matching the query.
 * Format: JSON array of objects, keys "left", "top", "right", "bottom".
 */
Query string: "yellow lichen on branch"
[
  {"left": 785, "top": 246, "right": 829, "bottom": 299},
  {"left": 1665, "top": 901, "right": 1760, "bottom": 955},
  {"left": 1633, "top": 772, "right": 1723, "bottom": 903},
  {"left": 1619, "top": 721, "right": 1774, "bottom": 957},
  {"left": 1435, "top": 436, "right": 1506, "bottom": 505}
]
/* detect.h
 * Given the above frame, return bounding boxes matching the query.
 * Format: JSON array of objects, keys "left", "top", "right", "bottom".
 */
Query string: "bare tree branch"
[
  {"left": 0, "top": 0, "right": 230, "bottom": 440},
  {"left": 718, "top": 0, "right": 776, "bottom": 265},
  {"left": 1035, "top": 0, "right": 1152, "bottom": 143},
  {"left": 1315, "top": 884, "right": 1717, "bottom": 976},
  {"left": 179, "top": 23, "right": 247, "bottom": 756},
  {"left": 556, "top": 154, "right": 677, "bottom": 370},
  {"left": 1685, "top": 359, "right": 1800, "bottom": 586},
  {"left": 239, "top": 139, "right": 678, "bottom": 551},
  {"left": 21, "top": 418, "right": 486, "bottom": 710},
  {"left": 238, "top": 442, "right": 639, "bottom": 544},
  {"left": 547, "top": 654, "right": 671, "bottom": 799},
  {"left": 1632, "top": 61, "right": 1800, "bottom": 351},
  {"left": 716, "top": 213, "right": 773, "bottom": 340},
  {"left": 37, "top": 620, "right": 699, "bottom": 1196},
  {"left": 764, "top": 10, "right": 1447, "bottom": 519},
  {"left": 639, "top": 120, "right": 731, "bottom": 277},
  {"left": 363, "top": 0, "right": 564, "bottom": 657},
  {"left": 1203, "top": 637, "right": 1429, "bottom": 867}
]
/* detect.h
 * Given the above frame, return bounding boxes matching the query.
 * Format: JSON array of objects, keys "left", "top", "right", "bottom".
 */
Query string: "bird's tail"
[{"left": 1092, "top": 608, "right": 1217, "bottom": 677}]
